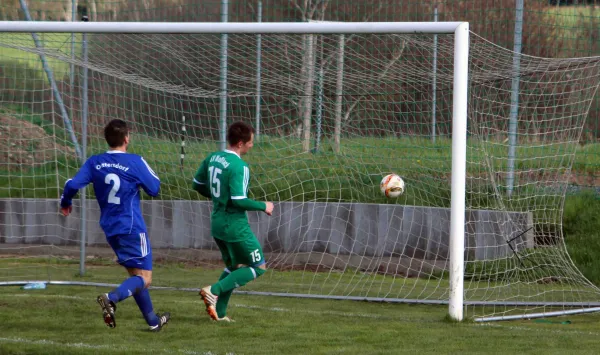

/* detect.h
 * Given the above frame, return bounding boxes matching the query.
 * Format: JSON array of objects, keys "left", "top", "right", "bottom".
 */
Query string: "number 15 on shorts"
[{"left": 251, "top": 249, "right": 261, "bottom": 263}]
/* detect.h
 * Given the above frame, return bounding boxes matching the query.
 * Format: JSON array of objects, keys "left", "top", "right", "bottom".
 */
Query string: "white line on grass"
[
  {"left": 0, "top": 337, "right": 115, "bottom": 350},
  {"left": 0, "top": 295, "right": 235, "bottom": 354},
  {"left": 0, "top": 337, "right": 233, "bottom": 355},
  {"left": 11, "top": 293, "right": 85, "bottom": 300}
]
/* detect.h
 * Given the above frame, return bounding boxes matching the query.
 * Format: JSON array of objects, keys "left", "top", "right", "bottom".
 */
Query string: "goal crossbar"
[{"left": 0, "top": 21, "right": 466, "bottom": 34}]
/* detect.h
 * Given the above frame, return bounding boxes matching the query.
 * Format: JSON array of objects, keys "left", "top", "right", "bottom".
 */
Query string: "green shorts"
[{"left": 214, "top": 237, "right": 265, "bottom": 269}]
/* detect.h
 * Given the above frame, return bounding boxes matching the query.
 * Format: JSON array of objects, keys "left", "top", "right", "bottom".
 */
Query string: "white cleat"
[
  {"left": 216, "top": 316, "right": 235, "bottom": 322},
  {"left": 199, "top": 286, "right": 218, "bottom": 321},
  {"left": 149, "top": 312, "right": 171, "bottom": 332}
]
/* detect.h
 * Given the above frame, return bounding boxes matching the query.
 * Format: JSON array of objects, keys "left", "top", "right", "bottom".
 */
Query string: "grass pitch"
[
  {"left": 1, "top": 257, "right": 600, "bottom": 355},
  {"left": 1, "top": 284, "right": 600, "bottom": 354}
]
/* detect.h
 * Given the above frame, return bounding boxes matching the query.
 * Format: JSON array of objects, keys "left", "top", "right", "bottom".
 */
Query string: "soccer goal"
[{"left": 1, "top": 20, "right": 600, "bottom": 322}]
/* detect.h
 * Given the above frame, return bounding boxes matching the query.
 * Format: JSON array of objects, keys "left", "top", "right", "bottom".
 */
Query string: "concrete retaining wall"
[{"left": 0, "top": 199, "right": 534, "bottom": 261}]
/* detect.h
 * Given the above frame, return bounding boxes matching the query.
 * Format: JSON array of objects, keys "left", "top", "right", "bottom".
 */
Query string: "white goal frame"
[{"left": 0, "top": 20, "right": 470, "bottom": 321}]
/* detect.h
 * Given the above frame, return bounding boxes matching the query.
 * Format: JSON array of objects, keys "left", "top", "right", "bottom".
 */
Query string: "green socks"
[
  {"left": 211, "top": 267, "right": 256, "bottom": 296},
  {"left": 211, "top": 266, "right": 266, "bottom": 318},
  {"left": 215, "top": 270, "right": 232, "bottom": 318}
]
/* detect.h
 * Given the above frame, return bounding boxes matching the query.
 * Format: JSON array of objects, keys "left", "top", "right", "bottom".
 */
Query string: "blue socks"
[
  {"left": 107, "top": 275, "right": 159, "bottom": 327},
  {"left": 108, "top": 275, "right": 145, "bottom": 303},
  {"left": 134, "top": 288, "right": 160, "bottom": 327}
]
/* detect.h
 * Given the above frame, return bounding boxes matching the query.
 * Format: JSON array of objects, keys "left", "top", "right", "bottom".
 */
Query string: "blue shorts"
[{"left": 106, "top": 232, "right": 152, "bottom": 270}]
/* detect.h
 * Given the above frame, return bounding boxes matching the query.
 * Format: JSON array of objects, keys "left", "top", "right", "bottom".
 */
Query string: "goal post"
[
  {"left": 2, "top": 20, "right": 600, "bottom": 323},
  {"left": 449, "top": 22, "right": 469, "bottom": 322}
]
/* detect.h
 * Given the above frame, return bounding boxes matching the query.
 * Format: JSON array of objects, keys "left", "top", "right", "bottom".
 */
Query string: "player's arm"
[
  {"left": 192, "top": 157, "right": 211, "bottom": 199},
  {"left": 137, "top": 157, "right": 161, "bottom": 197},
  {"left": 59, "top": 159, "right": 93, "bottom": 214},
  {"left": 230, "top": 164, "right": 268, "bottom": 212}
]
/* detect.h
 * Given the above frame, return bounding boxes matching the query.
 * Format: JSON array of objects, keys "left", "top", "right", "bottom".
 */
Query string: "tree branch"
[
  {"left": 343, "top": 40, "right": 406, "bottom": 123},
  {"left": 320, "top": 1, "right": 385, "bottom": 73},
  {"left": 287, "top": 0, "right": 307, "bottom": 21}
]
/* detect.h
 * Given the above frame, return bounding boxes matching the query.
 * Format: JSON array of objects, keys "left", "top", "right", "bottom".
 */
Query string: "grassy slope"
[{"left": 0, "top": 33, "right": 78, "bottom": 79}]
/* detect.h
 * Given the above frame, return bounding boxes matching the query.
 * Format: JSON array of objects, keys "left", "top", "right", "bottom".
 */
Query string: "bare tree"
[{"left": 286, "top": 0, "right": 330, "bottom": 151}]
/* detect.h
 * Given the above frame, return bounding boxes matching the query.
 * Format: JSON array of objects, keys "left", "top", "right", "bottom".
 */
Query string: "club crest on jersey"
[{"left": 210, "top": 155, "right": 230, "bottom": 168}]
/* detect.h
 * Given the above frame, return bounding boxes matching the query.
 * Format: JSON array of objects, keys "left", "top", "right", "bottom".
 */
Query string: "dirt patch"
[
  {"left": 0, "top": 114, "right": 75, "bottom": 170},
  {"left": 569, "top": 173, "right": 600, "bottom": 187}
]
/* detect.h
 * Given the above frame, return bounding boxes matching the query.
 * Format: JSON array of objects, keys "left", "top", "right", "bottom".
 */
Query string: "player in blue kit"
[{"left": 59, "top": 119, "right": 170, "bottom": 332}]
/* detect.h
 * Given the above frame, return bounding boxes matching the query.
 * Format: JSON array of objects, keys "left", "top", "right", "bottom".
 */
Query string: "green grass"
[
  {"left": 2, "top": 130, "right": 599, "bottom": 219},
  {"left": 0, "top": 33, "right": 79, "bottom": 79},
  {"left": 1, "top": 265, "right": 600, "bottom": 354},
  {"left": 2, "top": 108, "right": 600, "bottom": 222},
  {"left": 5, "top": 254, "right": 596, "bottom": 306},
  {"left": 544, "top": 5, "right": 600, "bottom": 57},
  {"left": 563, "top": 191, "right": 600, "bottom": 285},
  {"left": 546, "top": 5, "right": 599, "bottom": 29}
]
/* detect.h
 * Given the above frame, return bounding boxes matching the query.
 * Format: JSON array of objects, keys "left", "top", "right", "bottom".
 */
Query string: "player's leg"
[
  {"left": 200, "top": 238, "right": 233, "bottom": 320},
  {"left": 97, "top": 234, "right": 142, "bottom": 328},
  {"left": 99, "top": 232, "right": 168, "bottom": 329},
  {"left": 125, "top": 233, "right": 170, "bottom": 331},
  {"left": 103, "top": 233, "right": 149, "bottom": 304},
  {"left": 213, "top": 238, "right": 236, "bottom": 320},
  {"left": 202, "top": 235, "right": 266, "bottom": 320},
  {"left": 126, "top": 268, "right": 170, "bottom": 331},
  {"left": 215, "top": 267, "right": 232, "bottom": 319},
  {"left": 210, "top": 236, "right": 267, "bottom": 295}
]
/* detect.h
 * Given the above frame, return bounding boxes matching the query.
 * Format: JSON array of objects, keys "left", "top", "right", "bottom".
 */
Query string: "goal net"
[{"left": 1, "top": 22, "right": 600, "bottom": 322}]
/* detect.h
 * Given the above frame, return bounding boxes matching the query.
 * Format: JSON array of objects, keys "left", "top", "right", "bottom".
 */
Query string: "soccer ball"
[{"left": 380, "top": 174, "right": 405, "bottom": 198}]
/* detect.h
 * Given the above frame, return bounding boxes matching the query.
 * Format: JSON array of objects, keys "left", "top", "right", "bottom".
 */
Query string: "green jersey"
[{"left": 192, "top": 149, "right": 266, "bottom": 242}]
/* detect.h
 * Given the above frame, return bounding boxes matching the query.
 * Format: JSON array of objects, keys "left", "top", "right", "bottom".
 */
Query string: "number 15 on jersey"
[{"left": 208, "top": 166, "right": 222, "bottom": 198}]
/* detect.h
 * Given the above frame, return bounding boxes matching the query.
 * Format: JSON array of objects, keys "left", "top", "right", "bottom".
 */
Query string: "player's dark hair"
[
  {"left": 227, "top": 121, "right": 255, "bottom": 146},
  {"left": 104, "top": 119, "right": 129, "bottom": 148}
]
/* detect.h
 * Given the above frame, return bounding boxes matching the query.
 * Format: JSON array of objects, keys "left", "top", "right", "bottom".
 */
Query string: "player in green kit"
[{"left": 192, "top": 121, "right": 274, "bottom": 322}]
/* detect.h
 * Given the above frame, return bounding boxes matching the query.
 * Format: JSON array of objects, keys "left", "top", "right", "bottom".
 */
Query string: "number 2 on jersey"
[
  {"left": 105, "top": 173, "right": 121, "bottom": 205},
  {"left": 208, "top": 166, "right": 222, "bottom": 198}
]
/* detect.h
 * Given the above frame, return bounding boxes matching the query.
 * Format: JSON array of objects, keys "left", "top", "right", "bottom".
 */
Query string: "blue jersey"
[{"left": 60, "top": 151, "right": 160, "bottom": 238}]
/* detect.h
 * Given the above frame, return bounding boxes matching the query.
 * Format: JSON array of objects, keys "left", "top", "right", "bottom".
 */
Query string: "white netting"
[{"left": 1, "top": 28, "right": 600, "bottom": 320}]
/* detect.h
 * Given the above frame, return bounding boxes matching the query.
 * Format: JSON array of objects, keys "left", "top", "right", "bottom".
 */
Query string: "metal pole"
[
  {"left": 79, "top": 15, "right": 89, "bottom": 276},
  {"left": 314, "top": 66, "right": 323, "bottom": 153},
  {"left": 432, "top": 6, "right": 438, "bottom": 144},
  {"left": 333, "top": 34, "right": 345, "bottom": 153},
  {"left": 219, "top": 0, "right": 229, "bottom": 150},
  {"left": 1, "top": 21, "right": 468, "bottom": 34},
  {"left": 313, "top": 40, "right": 323, "bottom": 154},
  {"left": 69, "top": 0, "right": 77, "bottom": 123},
  {"left": 180, "top": 116, "right": 186, "bottom": 171},
  {"left": 507, "top": 0, "right": 524, "bottom": 197},
  {"left": 448, "top": 22, "right": 469, "bottom": 322},
  {"left": 18, "top": 0, "right": 82, "bottom": 160},
  {"left": 255, "top": 0, "right": 262, "bottom": 141}
]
